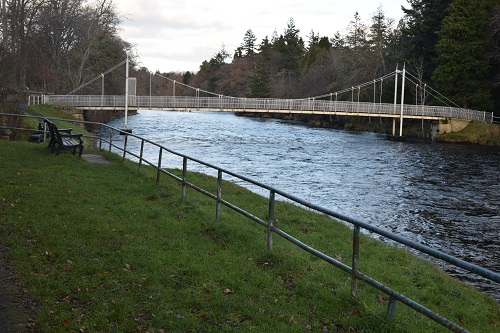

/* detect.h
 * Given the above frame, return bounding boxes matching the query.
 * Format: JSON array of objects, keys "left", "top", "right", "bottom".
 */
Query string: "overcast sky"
[{"left": 116, "top": 0, "right": 409, "bottom": 73}]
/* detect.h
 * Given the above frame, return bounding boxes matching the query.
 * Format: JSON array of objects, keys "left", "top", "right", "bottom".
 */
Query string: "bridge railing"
[
  {"left": 2, "top": 112, "right": 499, "bottom": 332},
  {"left": 39, "top": 95, "right": 493, "bottom": 123}
]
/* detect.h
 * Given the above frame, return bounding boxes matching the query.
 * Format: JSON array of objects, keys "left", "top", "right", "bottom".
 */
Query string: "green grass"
[
  {"left": 0, "top": 116, "right": 499, "bottom": 332},
  {"left": 438, "top": 121, "right": 500, "bottom": 146}
]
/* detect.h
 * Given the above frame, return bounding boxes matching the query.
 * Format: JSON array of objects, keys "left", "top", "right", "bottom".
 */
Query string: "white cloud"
[{"left": 116, "top": 0, "right": 408, "bottom": 73}]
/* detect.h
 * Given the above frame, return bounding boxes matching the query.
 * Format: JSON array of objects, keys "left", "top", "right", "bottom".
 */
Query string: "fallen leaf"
[
  {"left": 334, "top": 254, "right": 346, "bottom": 262},
  {"left": 376, "top": 294, "right": 387, "bottom": 304}
]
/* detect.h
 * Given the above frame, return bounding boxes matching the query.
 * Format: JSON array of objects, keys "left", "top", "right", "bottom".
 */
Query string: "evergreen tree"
[
  {"left": 271, "top": 18, "right": 305, "bottom": 97},
  {"left": 400, "top": 0, "right": 452, "bottom": 81},
  {"left": 241, "top": 29, "right": 257, "bottom": 56},
  {"left": 330, "top": 31, "right": 346, "bottom": 49},
  {"left": 258, "top": 35, "right": 272, "bottom": 55},
  {"left": 432, "top": 0, "right": 494, "bottom": 110},
  {"left": 249, "top": 57, "right": 271, "bottom": 98},
  {"left": 491, "top": 4, "right": 500, "bottom": 113},
  {"left": 183, "top": 71, "right": 192, "bottom": 85},
  {"left": 346, "top": 12, "right": 367, "bottom": 49},
  {"left": 275, "top": 18, "right": 304, "bottom": 75},
  {"left": 304, "top": 30, "right": 331, "bottom": 68}
]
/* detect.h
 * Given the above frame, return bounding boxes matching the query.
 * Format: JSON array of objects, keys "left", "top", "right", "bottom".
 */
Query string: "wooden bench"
[{"left": 44, "top": 119, "right": 84, "bottom": 157}]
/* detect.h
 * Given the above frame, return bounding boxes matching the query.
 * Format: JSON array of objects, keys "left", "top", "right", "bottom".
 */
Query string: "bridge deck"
[{"left": 34, "top": 95, "right": 493, "bottom": 123}]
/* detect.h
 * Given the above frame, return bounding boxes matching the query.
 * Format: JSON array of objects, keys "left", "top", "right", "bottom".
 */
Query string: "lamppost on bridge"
[
  {"left": 101, "top": 73, "right": 104, "bottom": 107},
  {"left": 416, "top": 83, "right": 419, "bottom": 107},
  {"left": 373, "top": 79, "right": 376, "bottom": 104},
  {"left": 150, "top": 72, "right": 154, "bottom": 109},
  {"left": 380, "top": 78, "right": 383, "bottom": 104}
]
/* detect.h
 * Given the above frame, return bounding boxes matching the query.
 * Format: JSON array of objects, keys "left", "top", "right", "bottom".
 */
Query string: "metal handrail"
[
  {"left": 101, "top": 119, "right": 498, "bottom": 333},
  {"left": 34, "top": 95, "right": 495, "bottom": 123},
  {"left": 2, "top": 113, "right": 499, "bottom": 333}
]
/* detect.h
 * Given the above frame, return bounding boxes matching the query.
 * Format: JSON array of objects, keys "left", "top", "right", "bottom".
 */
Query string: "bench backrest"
[{"left": 44, "top": 119, "right": 71, "bottom": 146}]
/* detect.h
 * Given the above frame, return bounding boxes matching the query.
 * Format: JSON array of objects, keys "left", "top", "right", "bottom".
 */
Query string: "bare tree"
[
  {"left": 5, "top": 0, "right": 46, "bottom": 89},
  {"left": 368, "top": 5, "right": 394, "bottom": 75}
]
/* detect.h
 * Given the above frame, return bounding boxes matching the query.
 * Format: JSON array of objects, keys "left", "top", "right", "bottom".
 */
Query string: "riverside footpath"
[
  {"left": 0, "top": 153, "right": 110, "bottom": 332},
  {"left": 0, "top": 244, "right": 34, "bottom": 332}
]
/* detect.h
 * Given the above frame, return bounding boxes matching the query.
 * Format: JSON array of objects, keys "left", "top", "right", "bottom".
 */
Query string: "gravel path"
[{"left": 0, "top": 244, "right": 37, "bottom": 332}]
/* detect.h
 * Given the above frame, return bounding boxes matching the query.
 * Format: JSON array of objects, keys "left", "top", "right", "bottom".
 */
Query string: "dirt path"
[{"left": 0, "top": 244, "right": 37, "bottom": 332}]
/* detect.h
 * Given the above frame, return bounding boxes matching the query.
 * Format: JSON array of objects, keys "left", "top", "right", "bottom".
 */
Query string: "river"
[{"left": 108, "top": 110, "right": 500, "bottom": 300}]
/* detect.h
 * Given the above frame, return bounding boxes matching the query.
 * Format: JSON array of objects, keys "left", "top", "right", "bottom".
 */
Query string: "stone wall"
[{"left": 430, "top": 119, "right": 471, "bottom": 140}]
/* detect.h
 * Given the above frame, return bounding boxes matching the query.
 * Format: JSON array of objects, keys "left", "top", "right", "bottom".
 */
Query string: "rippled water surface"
[{"left": 108, "top": 110, "right": 500, "bottom": 299}]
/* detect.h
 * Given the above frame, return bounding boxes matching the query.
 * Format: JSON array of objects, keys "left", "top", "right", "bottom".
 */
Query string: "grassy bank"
[
  {"left": 0, "top": 117, "right": 499, "bottom": 332},
  {"left": 437, "top": 121, "right": 500, "bottom": 146}
]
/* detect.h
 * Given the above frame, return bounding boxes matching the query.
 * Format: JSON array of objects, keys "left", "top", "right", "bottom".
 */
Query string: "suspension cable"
[{"left": 65, "top": 59, "right": 127, "bottom": 96}]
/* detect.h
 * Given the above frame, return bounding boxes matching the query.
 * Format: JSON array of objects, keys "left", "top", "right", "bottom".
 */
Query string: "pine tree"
[
  {"left": 249, "top": 57, "right": 271, "bottom": 98},
  {"left": 304, "top": 30, "right": 331, "bottom": 68},
  {"left": 241, "top": 29, "right": 257, "bottom": 56},
  {"left": 432, "top": 0, "right": 494, "bottom": 110},
  {"left": 278, "top": 18, "right": 305, "bottom": 75},
  {"left": 346, "top": 12, "right": 368, "bottom": 49},
  {"left": 400, "top": 0, "right": 452, "bottom": 81}
]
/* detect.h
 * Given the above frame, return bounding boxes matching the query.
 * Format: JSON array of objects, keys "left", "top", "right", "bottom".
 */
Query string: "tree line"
[
  {"left": 0, "top": 0, "right": 129, "bottom": 96},
  {"left": 188, "top": 0, "right": 500, "bottom": 114},
  {"left": 1, "top": 0, "right": 499, "bottom": 115}
]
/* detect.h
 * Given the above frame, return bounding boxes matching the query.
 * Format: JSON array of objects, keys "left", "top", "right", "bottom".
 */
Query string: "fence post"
[
  {"left": 156, "top": 147, "right": 162, "bottom": 184},
  {"left": 108, "top": 130, "right": 113, "bottom": 152},
  {"left": 351, "top": 225, "right": 360, "bottom": 299},
  {"left": 122, "top": 134, "right": 128, "bottom": 161},
  {"left": 387, "top": 297, "right": 398, "bottom": 320},
  {"left": 182, "top": 157, "right": 187, "bottom": 197},
  {"left": 138, "top": 139, "right": 145, "bottom": 173},
  {"left": 216, "top": 170, "right": 222, "bottom": 221},
  {"left": 98, "top": 124, "right": 103, "bottom": 150},
  {"left": 267, "top": 190, "right": 275, "bottom": 250}
]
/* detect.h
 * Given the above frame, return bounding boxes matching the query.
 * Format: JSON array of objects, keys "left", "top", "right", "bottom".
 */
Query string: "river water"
[{"left": 108, "top": 110, "right": 500, "bottom": 300}]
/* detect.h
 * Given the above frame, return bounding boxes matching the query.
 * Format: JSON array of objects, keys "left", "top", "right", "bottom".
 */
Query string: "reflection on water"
[{"left": 109, "top": 110, "right": 500, "bottom": 300}]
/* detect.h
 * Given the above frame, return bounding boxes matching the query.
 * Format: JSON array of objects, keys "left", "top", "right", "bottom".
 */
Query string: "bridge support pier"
[
  {"left": 83, "top": 109, "right": 132, "bottom": 124},
  {"left": 430, "top": 119, "right": 471, "bottom": 141}
]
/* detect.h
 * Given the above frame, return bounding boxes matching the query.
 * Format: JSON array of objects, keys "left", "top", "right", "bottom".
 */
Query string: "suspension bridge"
[{"left": 29, "top": 58, "right": 495, "bottom": 137}]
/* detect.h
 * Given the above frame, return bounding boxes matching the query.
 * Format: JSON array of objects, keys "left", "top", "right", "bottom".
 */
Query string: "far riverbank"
[{"left": 235, "top": 112, "right": 500, "bottom": 146}]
